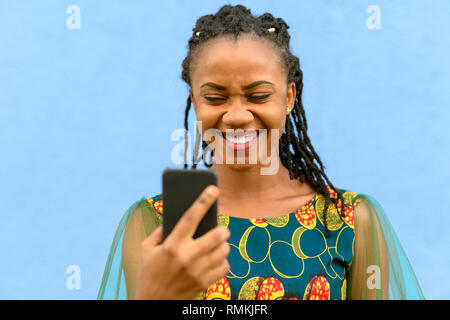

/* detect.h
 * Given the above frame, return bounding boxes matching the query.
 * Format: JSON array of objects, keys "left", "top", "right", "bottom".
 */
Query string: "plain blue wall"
[{"left": 0, "top": 0, "right": 449, "bottom": 299}]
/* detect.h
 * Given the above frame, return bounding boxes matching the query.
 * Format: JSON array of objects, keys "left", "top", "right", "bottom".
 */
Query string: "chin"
[{"left": 215, "top": 160, "right": 260, "bottom": 170}]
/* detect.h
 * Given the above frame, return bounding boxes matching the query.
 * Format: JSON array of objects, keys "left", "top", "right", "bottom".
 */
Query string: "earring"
[{"left": 286, "top": 106, "right": 291, "bottom": 114}]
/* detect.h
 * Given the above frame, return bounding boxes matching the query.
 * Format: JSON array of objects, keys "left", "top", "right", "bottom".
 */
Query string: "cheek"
[
  {"left": 195, "top": 107, "right": 220, "bottom": 135},
  {"left": 260, "top": 106, "right": 286, "bottom": 130}
]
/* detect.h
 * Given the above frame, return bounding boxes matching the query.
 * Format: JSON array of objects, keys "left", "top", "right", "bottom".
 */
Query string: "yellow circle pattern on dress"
[
  {"left": 227, "top": 243, "right": 251, "bottom": 279},
  {"left": 238, "top": 276, "right": 263, "bottom": 300},
  {"left": 291, "top": 226, "right": 308, "bottom": 259},
  {"left": 239, "top": 226, "right": 271, "bottom": 263},
  {"left": 268, "top": 240, "right": 305, "bottom": 279},
  {"left": 342, "top": 191, "right": 362, "bottom": 229},
  {"left": 265, "top": 214, "right": 290, "bottom": 228},
  {"left": 315, "top": 196, "right": 344, "bottom": 231},
  {"left": 341, "top": 278, "right": 347, "bottom": 300},
  {"left": 291, "top": 226, "right": 327, "bottom": 259},
  {"left": 217, "top": 213, "right": 229, "bottom": 227}
]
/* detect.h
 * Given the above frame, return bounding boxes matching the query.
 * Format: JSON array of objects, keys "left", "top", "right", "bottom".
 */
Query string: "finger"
[
  {"left": 202, "top": 260, "right": 231, "bottom": 288},
  {"left": 189, "top": 226, "right": 230, "bottom": 258},
  {"left": 141, "top": 225, "right": 163, "bottom": 248},
  {"left": 198, "top": 241, "right": 230, "bottom": 271},
  {"left": 167, "top": 185, "right": 219, "bottom": 242}
]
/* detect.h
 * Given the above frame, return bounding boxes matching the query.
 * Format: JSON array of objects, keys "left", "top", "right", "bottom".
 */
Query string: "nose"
[{"left": 221, "top": 98, "right": 254, "bottom": 127}]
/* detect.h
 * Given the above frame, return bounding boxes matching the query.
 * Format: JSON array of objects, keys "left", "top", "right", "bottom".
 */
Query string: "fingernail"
[
  {"left": 207, "top": 185, "right": 218, "bottom": 196},
  {"left": 222, "top": 229, "right": 231, "bottom": 241}
]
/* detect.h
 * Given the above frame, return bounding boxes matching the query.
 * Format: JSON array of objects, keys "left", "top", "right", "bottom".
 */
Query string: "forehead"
[{"left": 190, "top": 34, "right": 285, "bottom": 87}]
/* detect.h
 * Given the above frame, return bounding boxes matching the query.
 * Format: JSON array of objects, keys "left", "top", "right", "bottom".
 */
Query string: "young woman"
[{"left": 98, "top": 4, "right": 424, "bottom": 300}]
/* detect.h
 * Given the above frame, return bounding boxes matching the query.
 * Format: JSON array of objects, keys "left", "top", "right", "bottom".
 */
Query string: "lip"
[
  {"left": 220, "top": 129, "right": 259, "bottom": 137},
  {"left": 221, "top": 130, "right": 260, "bottom": 151}
]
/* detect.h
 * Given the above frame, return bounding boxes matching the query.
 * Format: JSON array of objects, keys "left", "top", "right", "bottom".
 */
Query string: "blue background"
[{"left": 0, "top": 0, "right": 448, "bottom": 299}]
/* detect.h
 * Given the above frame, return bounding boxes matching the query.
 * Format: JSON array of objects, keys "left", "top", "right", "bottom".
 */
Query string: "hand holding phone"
[{"left": 135, "top": 169, "right": 231, "bottom": 300}]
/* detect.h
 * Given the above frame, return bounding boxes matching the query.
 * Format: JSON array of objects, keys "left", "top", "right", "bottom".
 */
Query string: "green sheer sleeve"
[
  {"left": 97, "top": 197, "right": 160, "bottom": 300},
  {"left": 347, "top": 193, "right": 425, "bottom": 300}
]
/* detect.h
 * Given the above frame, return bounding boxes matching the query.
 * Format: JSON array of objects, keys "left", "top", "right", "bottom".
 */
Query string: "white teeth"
[{"left": 224, "top": 132, "right": 257, "bottom": 144}]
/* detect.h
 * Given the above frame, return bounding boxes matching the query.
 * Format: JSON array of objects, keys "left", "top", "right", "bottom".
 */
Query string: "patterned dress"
[{"left": 146, "top": 186, "right": 362, "bottom": 300}]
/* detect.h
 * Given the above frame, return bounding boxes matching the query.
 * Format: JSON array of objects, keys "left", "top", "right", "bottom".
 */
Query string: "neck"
[{"left": 209, "top": 157, "right": 299, "bottom": 202}]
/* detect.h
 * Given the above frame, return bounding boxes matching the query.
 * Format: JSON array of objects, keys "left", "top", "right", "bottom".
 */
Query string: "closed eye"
[
  {"left": 249, "top": 94, "right": 271, "bottom": 101},
  {"left": 204, "top": 96, "right": 225, "bottom": 102},
  {"left": 204, "top": 94, "right": 271, "bottom": 102}
]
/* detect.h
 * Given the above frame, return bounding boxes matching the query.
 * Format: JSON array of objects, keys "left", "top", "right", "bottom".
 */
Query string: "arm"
[
  {"left": 122, "top": 204, "right": 148, "bottom": 300},
  {"left": 347, "top": 194, "right": 425, "bottom": 300},
  {"left": 97, "top": 197, "right": 150, "bottom": 300},
  {"left": 347, "top": 198, "right": 389, "bottom": 299}
]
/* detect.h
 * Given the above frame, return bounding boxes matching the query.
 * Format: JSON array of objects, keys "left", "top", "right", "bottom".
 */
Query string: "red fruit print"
[
  {"left": 295, "top": 199, "right": 316, "bottom": 230},
  {"left": 153, "top": 199, "right": 163, "bottom": 215},
  {"left": 256, "top": 277, "right": 285, "bottom": 300},
  {"left": 204, "top": 278, "right": 231, "bottom": 300},
  {"left": 250, "top": 218, "right": 268, "bottom": 228},
  {"left": 303, "top": 275, "right": 331, "bottom": 300}
]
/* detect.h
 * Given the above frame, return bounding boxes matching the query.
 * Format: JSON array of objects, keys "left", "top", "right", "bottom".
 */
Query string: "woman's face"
[{"left": 189, "top": 34, "right": 296, "bottom": 169}]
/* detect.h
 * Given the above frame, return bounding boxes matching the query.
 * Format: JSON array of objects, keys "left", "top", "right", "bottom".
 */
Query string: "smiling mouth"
[
  {"left": 221, "top": 130, "right": 260, "bottom": 144},
  {"left": 218, "top": 130, "right": 260, "bottom": 152}
]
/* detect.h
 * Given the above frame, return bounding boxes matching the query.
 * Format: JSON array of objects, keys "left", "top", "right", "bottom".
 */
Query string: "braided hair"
[{"left": 180, "top": 4, "right": 345, "bottom": 238}]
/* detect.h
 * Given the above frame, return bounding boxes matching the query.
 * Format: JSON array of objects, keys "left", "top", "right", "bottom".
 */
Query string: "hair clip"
[
  {"left": 195, "top": 31, "right": 201, "bottom": 36},
  {"left": 267, "top": 27, "right": 276, "bottom": 33}
]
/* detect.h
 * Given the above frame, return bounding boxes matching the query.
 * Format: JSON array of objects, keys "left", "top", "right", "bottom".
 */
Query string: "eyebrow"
[{"left": 200, "top": 80, "right": 274, "bottom": 91}]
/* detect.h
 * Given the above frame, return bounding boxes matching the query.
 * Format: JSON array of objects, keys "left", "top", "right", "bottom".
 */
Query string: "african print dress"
[{"left": 97, "top": 186, "right": 425, "bottom": 300}]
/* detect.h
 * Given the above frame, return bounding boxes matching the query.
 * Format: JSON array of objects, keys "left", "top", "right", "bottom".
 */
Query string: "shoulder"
[
  {"left": 316, "top": 186, "right": 368, "bottom": 230},
  {"left": 326, "top": 186, "right": 368, "bottom": 213},
  {"left": 331, "top": 186, "right": 361, "bottom": 205},
  {"left": 145, "top": 193, "right": 163, "bottom": 226},
  {"left": 146, "top": 193, "right": 163, "bottom": 215},
  {"left": 121, "top": 193, "right": 164, "bottom": 238},
  {"left": 122, "top": 194, "right": 162, "bottom": 227},
  {"left": 330, "top": 188, "right": 377, "bottom": 233}
]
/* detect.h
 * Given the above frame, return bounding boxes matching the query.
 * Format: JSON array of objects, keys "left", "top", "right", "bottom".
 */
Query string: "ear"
[{"left": 286, "top": 81, "right": 296, "bottom": 111}]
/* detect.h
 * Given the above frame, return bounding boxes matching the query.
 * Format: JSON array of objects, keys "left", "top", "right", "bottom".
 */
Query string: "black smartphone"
[{"left": 162, "top": 168, "right": 218, "bottom": 241}]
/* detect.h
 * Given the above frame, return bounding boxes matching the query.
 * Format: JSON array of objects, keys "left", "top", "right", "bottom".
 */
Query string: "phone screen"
[{"left": 162, "top": 168, "right": 218, "bottom": 240}]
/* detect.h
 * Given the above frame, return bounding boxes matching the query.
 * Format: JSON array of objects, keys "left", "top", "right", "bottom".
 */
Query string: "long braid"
[
  {"left": 180, "top": 4, "right": 345, "bottom": 237},
  {"left": 183, "top": 95, "right": 192, "bottom": 170},
  {"left": 192, "top": 121, "right": 202, "bottom": 169}
]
